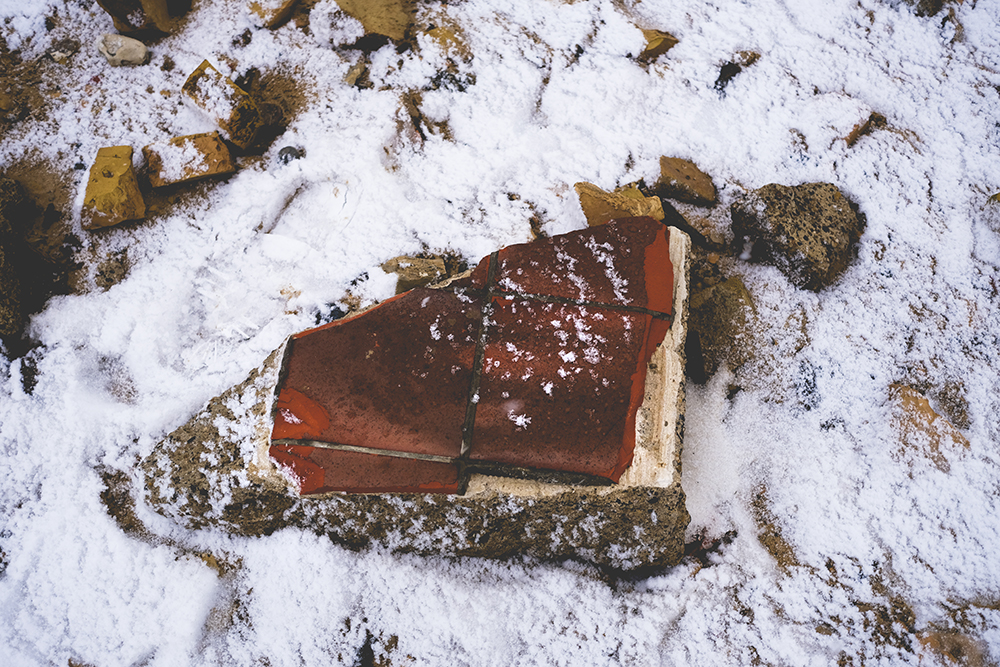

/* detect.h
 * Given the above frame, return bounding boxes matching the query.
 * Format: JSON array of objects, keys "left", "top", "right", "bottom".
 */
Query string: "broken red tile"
[
  {"left": 276, "top": 287, "right": 480, "bottom": 458},
  {"left": 470, "top": 298, "right": 668, "bottom": 480},
  {"left": 270, "top": 443, "right": 460, "bottom": 495}
]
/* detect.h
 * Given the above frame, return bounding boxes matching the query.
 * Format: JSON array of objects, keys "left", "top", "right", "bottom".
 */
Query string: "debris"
[
  {"left": 182, "top": 60, "right": 262, "bottom": 150},
  {"left": 845, "top": 112, "right": 887, "bottom": 147},
  {"left": 95, "top": 0, "right": 173, "bottom": 34},
  {"left": 333, "top": 0, "right": 416, "bottom": 42},
  {"left": 574, "top": 182, "right": 664, "bottom": 227},
  {"left": 654, "top": 157, "right": 717, "bottom": 206},
  {"left": 47, "top": 38, "right": 80, "bottom": 63},
  {"left": 277, "top": 145, "right": 303, "bottom": 164},
  {"left": 380, "top": 255, "right": 446, "bottom": 293},
  {"left": 249, "top": 0, "right": 299, "bottom": 29},
  {"left": 97, "top": 33, "right": 150, "bottom": 66},
  {"left": 890, "top": 384, "right": 970, "bottom": 472},
  {"left": 687, "top": 276, "right": 757, "bottom": 379},
  {"left": 730, "top": 182, "right": 864, "bottom": 291},
  {"left": 638, "top": 29, "right": 678, "bottom": 62},
  {"left": 143, "top": 132, "right": 236, "bottom": 188},
  {"left": 81, "top": 146, "right": 146, "bottom": 230}
]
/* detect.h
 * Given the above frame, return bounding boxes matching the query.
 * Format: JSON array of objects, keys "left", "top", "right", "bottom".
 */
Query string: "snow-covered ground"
[{"left": 1, "top": 0, "right": 999, "bottom": 664}]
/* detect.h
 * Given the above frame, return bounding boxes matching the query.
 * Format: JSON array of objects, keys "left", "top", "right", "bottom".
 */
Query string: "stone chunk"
[
  {"left": 687, "top": 277, "right": 757, "bottom": 378},
  {"left": 81, "top": 146, "right": 146, "bottom": 230},
  {"left": 575, "top": 182, "right": 664, "bottom": 227},
  {"left": 143, "top": 132, "right": 236, "bottom": 188},
  {"left": 97, "top": 34, "right": 150, "bottom": 66},
  {"left": 654, "top": 157, "right": 717, "bottom": 206},
  {"left": 638, "top": 29, "right": 678, "bottom": 62},
  {"left": 249, "top": 0, "right": 299, "bottom": 29},
  {"left": 95, "top": 0, "right": 172, "bottom": 34},
  {"left": 182, "top": 60, "right": 262, "bottom": 150},
  {"left": 730, "top": 182, "right": 864, "bottom": 291},
  {"left": 380, "top": 256, "right": 446, "bottom": 294},
  {"left": 334, "top": 0, "right": 415, "bottom": 42}
]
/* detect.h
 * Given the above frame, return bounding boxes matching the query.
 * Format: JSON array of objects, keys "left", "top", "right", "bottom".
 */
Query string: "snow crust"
[{"left": 1, "top": 0, "right": 1000, "bottom": 664}]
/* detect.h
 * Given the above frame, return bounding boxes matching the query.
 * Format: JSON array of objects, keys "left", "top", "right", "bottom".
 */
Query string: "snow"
[{"left": 1, "top": 0, "right": 999, "bottom": 664}]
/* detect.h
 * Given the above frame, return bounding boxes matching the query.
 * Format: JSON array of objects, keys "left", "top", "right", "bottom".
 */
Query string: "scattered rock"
[
  {"left": 249, "top": 0, "right": 299, "bottom": 29},
  {"left": 575, "top": 182, "right": 664, "bottom": 227},
  {"left": 81, "top": 146, "right": 146, "bottom": 230},
  {"left": 638, "top": 29, "right": 678, "bottom": 62},
  {"left": 47, "top": 38, "right": 80, "bottom": 63},
  {"left": 845, "top": 112, "right": 887, "bottom": 147},
  {"left": 96, "top": 33, "right": 150, "bottom": 67},
  {"left": 380, "top": 255, "right": 446, "bottom": 294},
  {"left": 277, "top": 145, "right": 303, "bottom": 164},
  {"left": 890, "top": 384, "right": 969, "bottom": 473},
  {"left": 334, "top": 0, "right": 416, "bottom": 42},
  {"left": 714, "top": 52, "right": 759, "bottom": 94},
  {"left": 143, "top": 132, "right": 236, "bottom": 188},
  {"left": 182, "top": 60, "right": 262, "bottom": 150},
  {"left": 730, "top": 182, "right": 864, "bottom": 291},
  {"left": 686, "top": 276, "right": 757, "bottom": 380},
  {"left": 654, "top": 157, "right": 717, "bottom": 206},
  {"left": 905, "top": 0, "right": 947, "bottom": 17},
  {"left": 95, "top": 0, "right": 173, "bottom": 34}
]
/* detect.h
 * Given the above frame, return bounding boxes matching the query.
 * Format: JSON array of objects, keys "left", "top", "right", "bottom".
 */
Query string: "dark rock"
[
  {"left": 714, "top": 62, "right": 742, "bottom": 93},
  {"left": 47, "top": 38, "right": 80, "bottom": 63},
  {"left": 277, "top": 145, "right": 303, "bottom": 164},
  {"left": 730, "top": 182, "right": 864, "bottom": 291},
  {"left": 95, "top": 0, "right": 173, "bottom": 34}
]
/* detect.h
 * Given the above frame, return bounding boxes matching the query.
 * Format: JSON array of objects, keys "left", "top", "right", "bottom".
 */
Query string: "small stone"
[
  {"left": 97, "top": 33, "right": 150, "bottom": 67},
  {"left": 249, "top": 0, "right": 299, "bottom": 29},
  {"left": 277, "top": 146, "right": 303, "bottom": 164},
  {"left": 380, "top": 256, "right": 446, "bottom": 294},
  {"left": 654, "top": 157, "right": 717, "bottom": 206},
  {"left": 81, "top": 146, "right": 146, "bottom": 230},
  {"left": 182, "top": 60, "right": 262, "bottom": 150},
  {"left": 143, "top": 132, "right": 236, "bottom": 188},
  {"left": 48, "top": 38, "right": 80, "bottom": 63},
  {"left": 638, "top": 29, "right": 678, "bottom": 62},
  {"left": 687, "top": 276, "right": 757, "bottom": 379},
  {"left": 575, "top": 182, "right": 664, "bottom": 227},
  {"left": 334, "top": 0, "right": 416, "bottom": 42},
  {"left": 844, "top": 112, "right": 887, "bottom": 147},
  {"left": 95, "top": 0, "right": 173, "bottom": 34},
  {"left": 730, "top": 182, "right": 864, "bottom": 291},
  {"left": 891, "top": 384, "right": 969, "bottom": 473}
]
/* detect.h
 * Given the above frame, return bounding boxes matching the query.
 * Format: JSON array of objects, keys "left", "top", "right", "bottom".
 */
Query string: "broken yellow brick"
[
  {"left": 143, "top": 132, "right": 237, "bottom": 188},
  {"left": 182, "top": 60, "right": 261, "bottom": 150},
  {"left": 82, "top": 146, "right": 146, "bottom": 230},
  {"left": 574, "top": 182, "right": 664, "bottom": 227},
  {"left": 249, "top": 0, "right": 299, "bottom": 29},
  {"left": 639, "top": 29, "right": 678, "bottom": 62},
  {"left": 654, "top": 157, "right": 717, "bottom": 206}
]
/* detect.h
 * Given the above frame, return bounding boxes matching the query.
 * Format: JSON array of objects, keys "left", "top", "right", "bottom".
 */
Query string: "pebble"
[
  {"left": 278, "top": 146, "right": 304, "bottom": 164},
  {"left": 97, "top": 34, "right": 150, "bottom": 67}
]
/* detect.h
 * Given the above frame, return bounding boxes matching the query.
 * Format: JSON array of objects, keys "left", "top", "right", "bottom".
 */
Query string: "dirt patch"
[{"left": 750, "top": 484, "right": 800, "bottom": 571}]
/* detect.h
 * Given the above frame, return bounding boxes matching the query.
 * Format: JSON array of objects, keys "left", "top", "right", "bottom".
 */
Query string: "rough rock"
[
  {"left": 96, "top": 0, "right": 173, "bottom": 34},
  {"left": 730, "top": 182, "right": 864, "bottom": 291},
  {"left": 380, "top": 255, "right": 446, "bottom": 294},
  {"left": 638, "top": 29, "right": 678, "bottom": 62},
  {"left": 81, "top": 146, "right": 146, "bottom": 230},
  {"left": 334, "top": 0, "right": 415, "bottom": 42},
  {"left": 136, "top": 226, "right": 693, "bottom": 570},
  {"left": 890, "top": 384, "right": 969, "bottom": 473},
  {"left": 654, "top": 157, "right": 717, "bottom": 206},
  {"left": 182, "top": 60, "right": 262, "bottom": 150},
  {"left": 686, "top": 276, "right": 757, "bottom": 379},
  {"left": 143, "top": 132, "right": 236, "bottom": 188},
  {"left": 97, "top": 34, "right": 150, "bottom": 67},
  {"left": 575, "top": 182, "right": 664, "bottom": 227},
  {"left": 249, "top": 0, "right": 299, "bottom": 29}
]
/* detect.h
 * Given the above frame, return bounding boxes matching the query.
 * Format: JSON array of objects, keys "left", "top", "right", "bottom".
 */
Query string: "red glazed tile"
[
  {"left": 270, "top": 444, "right": 460, "bottom": 495},
  {"left": 491, "top": 217, "right": 673, "bottom": 314},
  {"left": 469, "top": 297, "right": 670, "bottom": 481},
  {"left": 274, "top": 287, "right": 481, "bottom": 458}
]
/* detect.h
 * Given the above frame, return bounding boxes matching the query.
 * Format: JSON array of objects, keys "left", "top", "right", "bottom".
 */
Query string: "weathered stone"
[
  {"left": 137, "top": 226, "right": 692, "bottom": 570},
  {"left": 638, "top": 29, "right": 678, "bottom": 62},
  {"left": 182, "top": 60, "right": 262, "bottom": 150},
  {"left": 81, "top": 147, "right": 146, "bottom": 230},
  {"left": 380, "top": 255, "right": 446, "bottom": 294},
  {"left": 48, "top": 39, "right": 80, "bottom": 63},
  {"left": 335, "top": 0, "right": 415, "bottom": 42},
  {"left": 687, "top": 276, "right": 757, "bottom": 378},
  {"left": 575, "top": 182, "right": 664, "bottom": 227},
  {"left": 96, "top": 0, "right": 172, "bottom": 33},
  {"left": 277, "top": 145, "right": 303, "bottom": 163},
  {"left": 654, "top": 157, "right": 717, "bottom": 206},
  {"left": 730, "top": 182, "right": 864, "bottom": 291},
  {"left": 249, "top": 0, "right": 299, "bottom": 29},
  {"left": 97, "top": 34, "right": 150, "bottom": 67},
  {"left": 890, "top": 384, "right": 969, "bottom": 473},
  {"left": 143, "top": 132, "right": 236, "bottom": 188}
]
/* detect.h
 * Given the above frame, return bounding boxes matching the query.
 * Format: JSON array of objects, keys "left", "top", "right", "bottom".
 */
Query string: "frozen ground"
[{"left": 1, "top": 0, "right": 999, "bottom": 664}]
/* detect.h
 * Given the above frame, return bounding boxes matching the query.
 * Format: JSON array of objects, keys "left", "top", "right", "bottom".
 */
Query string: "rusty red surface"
[{"left": 269, "top": 217, "right": 674, "bottom": 495}]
